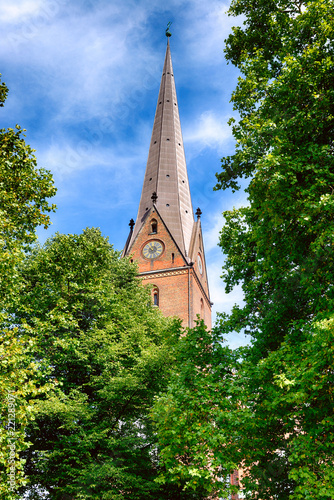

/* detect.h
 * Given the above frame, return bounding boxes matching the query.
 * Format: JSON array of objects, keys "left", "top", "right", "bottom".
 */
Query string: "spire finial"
[
  {"left": 165, "top": 21, "right": 172, "bottom": 38},
  {"left": 196, "top": 208, "right": 202, "bottom": 220},
  {"left": 151, "top": 191, "right": 158, "bottom": 204},
  {"left": 129, "top": 218, "right": 135, "bottom": 230}
]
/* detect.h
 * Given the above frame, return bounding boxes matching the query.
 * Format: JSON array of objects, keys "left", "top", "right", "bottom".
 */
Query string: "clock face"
[
  {"left": 197, "top": 254, "right": 203, "bottom": 275},
  {"left": 143, "top": 240, "right": 164, "bottom": 259}
]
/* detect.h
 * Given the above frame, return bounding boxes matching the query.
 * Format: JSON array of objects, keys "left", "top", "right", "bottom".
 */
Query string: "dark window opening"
[
  {"left": 153, "top": 288, "right": 159, "bottom": 307},
  {"left": 151, "top": 219, "right": 157, "bottom": 234},
  {"left": 172, "top": 253, "right": 174, "bottom": 264},
  {"left": 200, "top": 298, "right": 204, "bottom": 320}
]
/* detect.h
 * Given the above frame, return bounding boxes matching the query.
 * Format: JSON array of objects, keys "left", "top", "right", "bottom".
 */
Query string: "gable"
[{"left": 125, "top": 206, "right": 189, "bottom": 273}]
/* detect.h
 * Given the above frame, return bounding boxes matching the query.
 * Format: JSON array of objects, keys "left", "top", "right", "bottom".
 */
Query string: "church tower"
[{"left": 123, "top": 32, "right": 211, "bottom": 328}]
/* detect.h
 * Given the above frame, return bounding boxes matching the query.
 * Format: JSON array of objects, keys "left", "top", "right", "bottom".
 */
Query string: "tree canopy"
[
  {"left": 0, "top": 75, "right": 56, "bottom": 302},
  {"left": 210, "top": 0, "right": 334, "bottom": 497},
  {"left": 14, "top": 228, "right": 188, "bottom": 499},
  {"left": 0, "top": 75, "right": 56, "bottom": 498},
  {"left": 215, "top": 0, "right": 334, "bottom": 354}
]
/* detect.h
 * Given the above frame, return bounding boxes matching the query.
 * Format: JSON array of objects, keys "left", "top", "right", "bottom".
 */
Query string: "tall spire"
[{"left": 129, "top": 38, "right": 194, "bottom": 256}]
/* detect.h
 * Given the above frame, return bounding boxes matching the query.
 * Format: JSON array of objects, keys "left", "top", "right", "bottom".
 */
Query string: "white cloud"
[
  {"left": 203, "top": 210, "right": 225, "bottom": 252},
  {"left": 203, "top": 193, "right": 250, "bottom": 253},
  {"left": 209, "top": 259, "right": 244, "bottom": 315},
  {"left": 0, "top": 0, "right": 44, "bottom": 22},
  {"left": 185, "top": 111, "right": 232, "bottom": 152}
]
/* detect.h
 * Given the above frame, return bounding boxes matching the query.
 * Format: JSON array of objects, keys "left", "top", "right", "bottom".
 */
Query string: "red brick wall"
[
  {"left": 128, "top": 209, "right": 211, "bottom": 328},
  {"left": 190, "top": 269, "right": 212, "bottom": 328},
  {"left": 143, "top": 270, "right": 190, "bottom": 325}
]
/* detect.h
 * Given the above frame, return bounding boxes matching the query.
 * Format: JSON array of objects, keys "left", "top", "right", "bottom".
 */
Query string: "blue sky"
[{"left": 0, "top": 0, "right": 248, "bottom": 347}]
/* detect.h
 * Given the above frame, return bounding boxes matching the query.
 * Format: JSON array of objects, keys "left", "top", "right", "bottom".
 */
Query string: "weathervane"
[{"left": 165, "top": 21, "right": 172, "bottom": 37}]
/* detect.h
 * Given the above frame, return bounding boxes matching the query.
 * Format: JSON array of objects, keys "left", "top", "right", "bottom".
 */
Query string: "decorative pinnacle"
[
  {"left": 196, "top": 207, "right": 202, "bottom": 219},
  {"left": 151, "top": 191, "right": 158, "bottom": 204},
  {"left": 129, "top": 218, "right": 135, "bottom": 230},
  {"left": 165, "top": 21, "right": 172, "bottom": 37}
]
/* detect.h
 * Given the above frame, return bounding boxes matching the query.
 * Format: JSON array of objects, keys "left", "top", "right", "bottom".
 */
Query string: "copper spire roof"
[{"left": 128, "top": 39, "right": 194, "bottom": 257}]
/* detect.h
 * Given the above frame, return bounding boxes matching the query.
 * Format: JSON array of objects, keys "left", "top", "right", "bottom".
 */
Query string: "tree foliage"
[
  {"left": 215, "top": 0, "right": 334, "bottom": 354},
  {"left": 0, "top": 75, "right": 56, "bottom": 498},
  {"left": 0, "top": 326, "right": 55, "bottom": 499},
  {"left": 0, "top": 75, "right": 56, "bottom": 302},
  {"left": 13, "top": 228, "right": 188, "bottom": 499},
  {"left": 153, "top": 318, "right": 334, "bottom": 499},
  {"left": 152, "top": 322, "right": 239, "bottom": 499},
  {"left": 208, "top": 0, "right": 334, "bottom": 497}
]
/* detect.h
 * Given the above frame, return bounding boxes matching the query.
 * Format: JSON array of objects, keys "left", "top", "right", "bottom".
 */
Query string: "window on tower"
[
  {"left": 150, "top": 219, "right": 157, "bottom": 234},
  {"left": 153, "top": 287, "right": 159, "bottom": 307},
  {"left": 200, "top": 298, "right": 204, "bottom": 320}
]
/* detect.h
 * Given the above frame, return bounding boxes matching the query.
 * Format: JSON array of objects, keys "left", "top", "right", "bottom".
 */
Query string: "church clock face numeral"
[{"left": 143, "top": 241, "right": 164, "bottom": 259}]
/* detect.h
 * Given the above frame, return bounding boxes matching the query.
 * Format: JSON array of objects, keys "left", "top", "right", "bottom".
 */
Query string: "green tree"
[
  {"left": 0, "top": 75, "right": 56, "bottom": 302},
  {"left": 215, "top": 0, "right": 334, "bottom": 354},
  {"left": 14, "top": 228, "right": 189, "bottom": 499},
  {"left": 153, "top": 320, "right": 334, "bottom": 499},
  {"left": 152, "top": 322, "right": 240, "bottom": 499},
  {"left": 0, "top": 326, "right": 55, "bottom": 499},
  {"left": 0, "top": 75, "right": 56, "bottom": 498},
  {"left": 211, "top": 0, "right": 334, "bottom": 497}
]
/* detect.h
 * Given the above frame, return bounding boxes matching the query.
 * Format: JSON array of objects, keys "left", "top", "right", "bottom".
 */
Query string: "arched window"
[
  {"left": 200, "top": 298, "right": 204, "bottom": 320},
  {"left": 150, "top": 219, "right": 157, "bottom": 234},
  {"left": 153, "top": 287, "right": 159, "bottom": 307}
]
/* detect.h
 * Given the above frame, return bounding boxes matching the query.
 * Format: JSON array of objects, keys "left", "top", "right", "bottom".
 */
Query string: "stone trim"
[{"left": 140, "top": 269, "right": 188, "bottom": 280}]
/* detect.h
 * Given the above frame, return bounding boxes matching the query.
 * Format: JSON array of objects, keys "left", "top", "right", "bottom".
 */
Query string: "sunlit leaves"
[
  {"left": 0, "top": 76, "right": 56, "bottom": 302},
  {"left": 16, "top": 228, "right": 183, "bottom": 499},
  {"left": 213, "top": 1, "right": 334, "bottom": 498}
]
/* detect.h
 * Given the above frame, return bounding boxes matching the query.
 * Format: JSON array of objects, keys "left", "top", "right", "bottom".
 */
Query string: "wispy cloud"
[
  {"left": 185, "top": 110, "right": 232, "bottom": 153},
  {"left": 0, "top": 0, "right": 44, "bottom": 22}
]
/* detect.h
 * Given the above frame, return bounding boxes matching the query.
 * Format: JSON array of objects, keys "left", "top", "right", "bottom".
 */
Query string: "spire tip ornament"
[
  {"left": 151, "top": 191, "right": 158, "bottom": 204},
  {"left": 165, "top": 21, "right": 172, "bottom": 37}
]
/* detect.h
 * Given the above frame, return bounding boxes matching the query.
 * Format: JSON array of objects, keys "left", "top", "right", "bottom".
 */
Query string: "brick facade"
[{"left": 127, "top": 207, "right": 211, "bottom": 327}]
